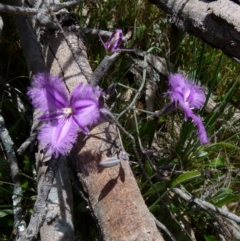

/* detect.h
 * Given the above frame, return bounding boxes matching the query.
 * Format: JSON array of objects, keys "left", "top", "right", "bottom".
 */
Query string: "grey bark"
[
  {"left": 0, "top": 114, "right": 26, "bottom": 236},
  {"left": 149, "top": 0, "right": 240, "bottom": 61},
  {"left": 12, "top": 1, "right": 74, "bottom": 240}
]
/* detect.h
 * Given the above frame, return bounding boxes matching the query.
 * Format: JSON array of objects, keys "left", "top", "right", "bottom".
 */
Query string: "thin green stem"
[
  {"left": 117, "top": 54, "right": 147, "bottom": 120},
  {"left": 131, "top": 107, "right": 155, "bottom": 115},
  {"left": 133, "top": 109, "right": 143, "bottom": 150},
  {"left": 117, "top": 82, "right": 137, "bottom": 92}
]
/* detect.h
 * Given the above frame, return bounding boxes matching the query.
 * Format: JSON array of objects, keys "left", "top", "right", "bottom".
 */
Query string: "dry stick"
[
  {"left": 208, "top": 212, "right": 232, "bottom": 240},
  {"left": 91, "top": 52, "right": 122, "bottom": 86},
  {"left": 151, "top": 214, "right": 177, "bottom": 241},
  {"left": 172, "top": 187, "right": 240, "bottom": 224},
  {"left": 18, "top": 156, "right": 61, "bottom": 241},
  {"left": 52, "top": 0, "right": 83, "bottom": 11},
  {"left": 117, "top": 54, "right": 147, "bottom": 120},
  {"left": 0, "top": 114, "right": 26, "bottom": 236},
  {"left": 81, "top": 28, "right": 113, "bottom": 37},
  {"left": 0, "top": 3, "right": 37, "bottom": 15},
  {"left": 17, "top": 109, "right": 41, "bottom": 155},
  {"left": 44, "top": 0, "right": 92, "bottom": 83},
  {"left": 17, "top": 131, "right": 37, "bottom": 154},
  {"left": 0, "top": 15, "right": 3, "bottom": 39},
  {"left": 101, "top": 54, "right": 174, "bottom": 232},
  {"left": 0, "top": 1, "right": 81, "bottom": 15}
]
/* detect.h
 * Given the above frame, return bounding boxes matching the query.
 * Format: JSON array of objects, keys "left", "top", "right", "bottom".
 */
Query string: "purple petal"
[
  {"left": 72, "top": 115, "right": 90, "bottom": 134},
  {"left": 189, "top": 114, "right": 208, "bottom": 144},
  {"left": 179, "top": 100, "right": 208, "bottom": 144},
  {"left": 38, "top": 117, "right": 78, "bottom": 157},
  {"left": 70, "top": 83, "right": 102, "bottom": 129},
  {"left": 27, "top": 73, "right": 69, "bottom": 113},
  {"left": 105, "top": 29, "right": 123, "bottom": 52},
  {"left": 166, "top": 73, "right": 205, "bottom": 110},
  {"left": 187, "top": 85, "right": 205, "bottom": 109},
  {"left": 165, "top": 73, "right": 208, "bottom": 144},
  {"left": 38, "top": 110, "right": 64, "bottom": 121}
]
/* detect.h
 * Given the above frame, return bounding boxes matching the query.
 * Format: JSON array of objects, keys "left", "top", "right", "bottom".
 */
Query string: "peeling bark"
[{"left": 149, "top": 0, "right": 240, "bottom": 61}]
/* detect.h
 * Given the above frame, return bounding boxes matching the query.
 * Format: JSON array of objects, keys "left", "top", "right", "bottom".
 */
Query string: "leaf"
[
  {"left": 206, "top": 157, "right": 225, "bottom": 167},
  {"left": 197, "top": 151, "right": 208, "bottom": 158},
  {"left": 21, "top": 179, "right": 29, "bottom": 189},
  {"left": 204, "top": 235, "right": 218, "bottom": 241},
  {"left": 145, "top": 160, "right": 153, "bottom": 177},
  {"left": 0, "top": 209, "right": 13, "bottom": 218},
  {"left": 209, "top": 188, "right": 240, "bottom": 207},
  {"left": 209, "top": 188, "right": 232, "bottom": 203},
  {"left": 215, "top": 194, "right": 240, "bottom": 207},
  {"left": 168, "top": 171, "right": 201, "bottom": 188},
  {"left": 149, "top": 204, "right": 160, "bottom": 212},
  {"left": 136, "top": 24, "right": 146, "bottom": 41},
  {"left": 139, "top": 120, "right": 156, "bottom": 148},
  {"left": 143, "top": 182, "right": 166, "bottom": 197},
  {"left": 206, "top": 142, "right": 236, "bottom": 150}
]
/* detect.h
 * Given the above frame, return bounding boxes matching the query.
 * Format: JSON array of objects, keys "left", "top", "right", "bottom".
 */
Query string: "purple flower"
[
  {"left": 99, "top": 29, "right": 134, "bottom": 53},
  {"left": 27, "top": 73, "right": 104, "bottom": 157},
  {"left": 165, "top": 73, "right": 208, "bottom": 144}
]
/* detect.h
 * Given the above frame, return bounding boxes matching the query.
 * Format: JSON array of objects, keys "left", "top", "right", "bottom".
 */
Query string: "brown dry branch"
[{"left": 149, "top": 0, "right": 240, "bottom": 61}]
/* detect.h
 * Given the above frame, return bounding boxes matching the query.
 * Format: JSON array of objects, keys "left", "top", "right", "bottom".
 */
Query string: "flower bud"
[
  {"left": 105, "top": 29, "right": 123, "bottom": 52},
  {"left": 107, "top": 83, "right": 117, "bottom": 96}
]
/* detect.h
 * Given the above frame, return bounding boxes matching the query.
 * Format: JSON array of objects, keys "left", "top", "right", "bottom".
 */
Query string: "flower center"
[{"left": 62, "top": 107, "right": 73, "bottom": 117}]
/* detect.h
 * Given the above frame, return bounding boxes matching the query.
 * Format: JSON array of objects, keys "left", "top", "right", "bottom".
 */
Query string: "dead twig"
[
  {"left": 0, "top": 114, "right": 26, "bottom": 237},
  {"left": 172, "top": 187, "right": 240, "bottom": 224}
]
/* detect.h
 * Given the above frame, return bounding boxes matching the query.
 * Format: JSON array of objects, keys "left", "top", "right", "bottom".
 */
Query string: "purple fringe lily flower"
[
  {"left": 99, "top": 29, "right": 134, "bottom": 53},
  {"left": 165, "top": 73, "right": 208, "bottom": 144},
  {"left": 27, "top": 73, "right": 104, "bottom": 157}
]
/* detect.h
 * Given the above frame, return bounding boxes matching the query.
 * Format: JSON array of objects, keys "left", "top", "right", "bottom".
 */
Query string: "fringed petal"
[
  {"left": 179, "top": 100, "right": 208, "bottom": 144},
  {"left": 39, "top": 110, "right": 64, "bottom": 121},
  {"left": 27, "top": 73, "right": 69, "bottom": 112},
  {"left": 38, "top": 118, "right": 78, "bottom": 157},
  {"left": 167, "top": 73, "right": 205, "bottom": 110},
  {"left": 70, "top": 83, "right": 102, "bottom": 128}
]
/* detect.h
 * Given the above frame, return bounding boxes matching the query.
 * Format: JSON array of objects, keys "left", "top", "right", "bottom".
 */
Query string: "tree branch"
[
  {"left": 172, "top": 187, "right": 240, "bottom": 224},
  {"left": 0, "top": 114, "right": 26, "bottom": 237},
  {"left": 18, "top": 156, "right": 61, "bottom": 241},
  {"left": 149, "top": 0, "right": 240, "bottom": 61}
]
